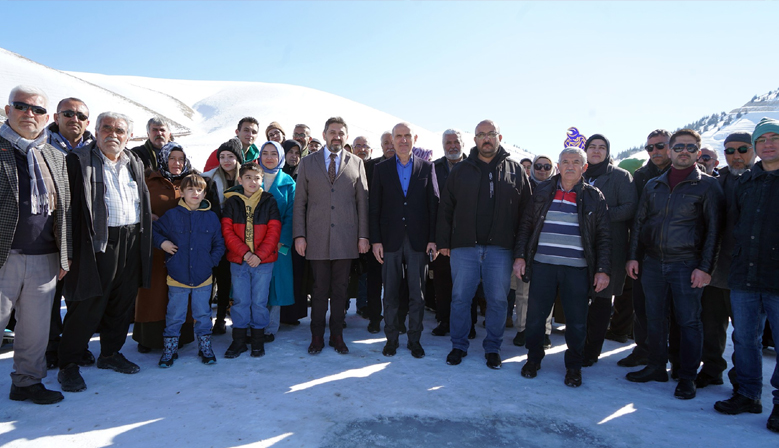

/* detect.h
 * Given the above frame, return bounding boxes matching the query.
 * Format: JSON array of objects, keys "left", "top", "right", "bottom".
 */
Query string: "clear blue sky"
[{"left": 3, "top": 1, "right": 777, "bottom": 154}]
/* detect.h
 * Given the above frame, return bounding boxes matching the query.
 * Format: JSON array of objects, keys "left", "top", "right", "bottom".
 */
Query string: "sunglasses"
[
  {"left": 698, "top": 155, "right": 712, "bottom": 162},
  {"left": 11, "top": 101, "right": 47, "bottom": 115},
  {"left": 724, "top": 146, "right": 750, "bottom": 155},
  {"left": 59, "top": 110, "right": 89, "bottom": 121},
  {"left": 671, "top": 143, "right": 699, "bottom": 153},
  {"left": 534, "top": 163, "right": 552, "bottom": 171},
  {"left": 645, "top": 143, "right": 666, "bottom": 152}
]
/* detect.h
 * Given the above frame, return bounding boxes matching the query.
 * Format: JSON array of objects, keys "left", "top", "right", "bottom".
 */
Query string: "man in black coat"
[
  {"left": 370, "top": 122, "right": 439, "bottom": 358},
  {"left": 58, "top": 112, "right": 152, "bottom": 393},
  {"left": 625, "top": 129, "right": 724, "bottom": 400},
  {"left": 129, "top": 116, "right": 172, "bottom": 171}
]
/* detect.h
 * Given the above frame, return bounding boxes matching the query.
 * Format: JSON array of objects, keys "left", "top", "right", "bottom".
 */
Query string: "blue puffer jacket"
[{"left": 153, "top": 199, "right": 225, "bottom": 287}]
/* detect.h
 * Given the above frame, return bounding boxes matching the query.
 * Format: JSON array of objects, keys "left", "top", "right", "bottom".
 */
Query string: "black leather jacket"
[
  {"left": 515, "top": 175, "right": 611, "bottom": 292},
  {"left": 628, "top": 166, "right": 724, "bottom": 273}
]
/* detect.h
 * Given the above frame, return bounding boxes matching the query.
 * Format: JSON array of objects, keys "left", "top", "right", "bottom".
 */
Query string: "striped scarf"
[{"left": 0, "top": 122, "right": 54, "bottom": 215}]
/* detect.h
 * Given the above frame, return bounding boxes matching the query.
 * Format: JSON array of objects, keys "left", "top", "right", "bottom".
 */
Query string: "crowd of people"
[{"left": 0, "top": 84, "right": 777, "bottom": 435}]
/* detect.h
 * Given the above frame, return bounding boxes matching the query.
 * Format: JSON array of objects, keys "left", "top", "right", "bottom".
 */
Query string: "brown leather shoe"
[
  {"left": 308, "top": 336, "right": 324, "bottom": 355},
  {"left": 329, "top": 335, "right": 349, "bottom": 354}
]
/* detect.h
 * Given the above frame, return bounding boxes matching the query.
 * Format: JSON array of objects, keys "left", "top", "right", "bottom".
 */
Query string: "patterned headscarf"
[
  {"left": 258, "top": 141, "right": 285, "bottom": 175},
  {"left": 157, "top": 141, "right": 192, "bottom": 181}
]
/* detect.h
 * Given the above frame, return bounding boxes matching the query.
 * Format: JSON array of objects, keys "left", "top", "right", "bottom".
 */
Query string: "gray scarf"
[{"left": 0, "top": 122, "right": 53, "bottom": 215}]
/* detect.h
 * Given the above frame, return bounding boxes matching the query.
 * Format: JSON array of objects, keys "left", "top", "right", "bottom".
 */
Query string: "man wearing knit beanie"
[
  {"left": 266, "top": 122, "right": 285, "bottom": 143},
  {"left": 715, "top": 117, "right": 779, "bottom": 432},
  {"left": 723, "top": 131, "right": 755, "bottom": 176}
]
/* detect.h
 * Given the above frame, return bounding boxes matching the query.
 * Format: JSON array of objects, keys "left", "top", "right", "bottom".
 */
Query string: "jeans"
[
  {"left": 641, "top": 256, "right": 703, "bottom": 381},
  {"left": 164, "top": 284, "right": 213, "bottom": 337},
  {"left": 449, "top": 245, "right": 512, "bottom": 354},
  {"left": 230, "top": 261, "right": 274, "bottom": 329},
  {"left": 526, "top": 262, "right": 589, "bottom": 369},
  {"left": 730, "top": 289, "right": 779, "bottom": 404}
]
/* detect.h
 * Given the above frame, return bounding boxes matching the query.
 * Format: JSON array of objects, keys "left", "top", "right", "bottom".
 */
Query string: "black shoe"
[
  {"left": 617, "top": 353, "right": 649, "bottom": 367},
  {"left": 398, "top": 322, "right": 407, "bottom": 334},
  {"left": 329, "top": 335, "right": 349, "bottom": 354},
  {"left": 446, "top": 348, "right": 467, "bottom": 365},
  {"left": 250, "top": 328, "right": 265, "bottom": 357},
  {"left": 485, "top": 353, "right": 501, "bottom": 370},
  {"left": 356, "top": 307, "right": 368, "bottom": 319},
  {"left": 383, "top": 340, "right": 399, "bottom": 357},
  {"left": 468, "top": 325, "right": 476, "bottom": 340},
  {"left": 78, "top": 349, "right": 95, "bottom": 367},
  {"left": 604, "top": 330, "right": 628, "bottom": 343},
  {"left": 58, "top": 364, "right": 86, "bottom": 392},
  {"left": 670, "top": 363, "right": 680, "bottom": 381},
  {"left": 225, "top": 328, "right": 248, "bottom": 358},
  {"left": 521, "top": 361, "right": 541, "bottom": 378},
  {"left": 564, "top": 369, "right": 582, "bottom": 387},
  {"left": 513, "top": 331, "right": 525, "bottom": 347},
  {"left": 367, "top": 320, "right": 381, "bottom": 334},
  {"left": 714, "top": 393, "right": 763, "bottom": 415},
  {"left": 212, "top": 318, "right": 226, "bottom": 335},
  {"left": 695, "top": 371, "right": 724, "bottom": 389},
  {"left": 543, "top": 335, "right": 552, "bottom": 349},
  {"left": 626, "top": 365, "right": 669, "bottom": 383},
  {"left": 264, "top": 333, "right": 275, "bottom": 343},
  {"left": 431, "top": 321, "right": 449, "bottom": 336},
  {"left": 136, "top": 343, "right": 151, "bottom": 354},
  {"left": 46, "top": 350, "right": 58, "bottom": 370},
  {"left": 674, "top": 378, "right": 696, "bottom": 399},
  {"left": 407, "top": 341, "right": 425, "bottom": 359},
  {"left": 582, "top": 358, "right": 598, "bottom": 368},
  {"left": 768, "top": 405, "right": 779, "bottom": 433},
  {"left": 308, "top": 336, "right": 324, "bottom": 355},
  {"left": 97, "top": 352, "right": 140, "bottom": 374},
  {"left": 10, "top": 383, "right": 64, "bottom": 404}
]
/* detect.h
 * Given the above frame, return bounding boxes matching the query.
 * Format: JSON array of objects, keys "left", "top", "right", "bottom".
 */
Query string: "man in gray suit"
[
  {"left": 0, "top": 85, "right": 71, "bottom": 405},
  {"left": 293, "top": 116, "right": 369, "bottom": 355}
]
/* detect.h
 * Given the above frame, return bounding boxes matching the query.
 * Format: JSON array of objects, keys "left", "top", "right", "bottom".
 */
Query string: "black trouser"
[
  {"left": 309, "top": 259, "right": 351, "bottom": 339},
  {"left": 700, "top": 285, "right": 731, "bottom": 377},
  {"left": 382, "top": 237, "right": 426, "bottom": 344},
  {"left": 46, "top": 279, "right": 65, "bottom": 353},
  {"left": 367, "top": 253, "right": 408, "bottom": 324},
  {"left": 630, "top": 273, "right": 650, "bottom": 358},
  {"left": 59, "top": 225, "right": 141, "bottom": 367},
  {"left": 215, "top": 255, "right": 232, "bottom": 321},
  {"left": 584, "top": 295, "right": 612, "bottom": 360},
  {"left": 281, "top": 250, "right": 308, "bottom": 323},
  {"left": 609, "top": 276, "right": 633, "bottom": 337}
]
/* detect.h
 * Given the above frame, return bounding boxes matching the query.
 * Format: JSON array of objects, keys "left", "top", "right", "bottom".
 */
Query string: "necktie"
[{"left": 329, "top": 153, "right": 337, "bottom": 184}]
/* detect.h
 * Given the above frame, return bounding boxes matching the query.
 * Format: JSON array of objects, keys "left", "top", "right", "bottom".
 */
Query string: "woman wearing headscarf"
[
  {"left": 581, "top": 134, "right": 637, "bottom": 366},
  {"left": 257, "top": 141, "right": 296, "bottom": 342},
  {"left": 529, "top": 154, "right": 558, "bottom": 187},
  {"left": 133, "top": 142, "right": 196, "bottom": 352},
  {"left": 281, "top": 139, "right": 304, "bottom": 180}
]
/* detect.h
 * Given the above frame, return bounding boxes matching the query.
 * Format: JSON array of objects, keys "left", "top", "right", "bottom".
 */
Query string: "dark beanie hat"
[
  {"left": 216, "top": 137, "right": 244, "bottom": 164},
  {"left": 724, "top": 131, "right": 752, "bottom": 146},
  {"left": 282, "top": 139, "right": 301, "bottom": 153},
  {"left": 266, "top": 121, "right": 286, "bottom": 139},
  {"left": 585, "top": 134, "right": 610, "bottom": 153}
]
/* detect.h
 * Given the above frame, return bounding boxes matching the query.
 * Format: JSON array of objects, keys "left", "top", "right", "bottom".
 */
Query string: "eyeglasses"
[
  {"left": 475, "top": 131, "right": 499, "bottom": 139},
  {"left": 11, "top": 101, "right": 47, "bottom": 115},
  {"left": 534, "top": 163, "right": 552, "bottom": 171},
  {"left": 724, "top": 146, "right": 750, "bottom": 155},
  {"left": 671, "top": 143, "right": 699, "bottom": 153},
  {"left": 755, "top": 136, "right": 779, "bottom": 145},
  {"left": 59, "top": 110, "right": 88, "bottom": 121},
  {"left": 292, "top": 133, "right": 308, "bottom": 139},
  {"left": 645, "top": 143, "right": 666, "bottom": 152},
  {"left": 353, "top": 144, "right": 370, "bottom": 149},
  {"left": 698, "top": 155, "right": 712, "bottom": 162}
]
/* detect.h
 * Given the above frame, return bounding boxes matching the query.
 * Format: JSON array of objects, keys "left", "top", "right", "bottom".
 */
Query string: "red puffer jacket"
[{"left": 221, "top": 186, "right": 281, "bottom": 264}]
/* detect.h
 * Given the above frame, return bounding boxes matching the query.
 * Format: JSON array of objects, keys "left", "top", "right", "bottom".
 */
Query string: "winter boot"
[
  {"left": 224, "top": 328, "right": 248, "bottom": 358},
  {"left": 159, "top": 337, "right": 179, "bottom": 368},
  {"left": 250, "top": 328, "right": 266, "bottom": 357},
  {"left": 198, "top": 335, "right": 217, "bottom": 365}
]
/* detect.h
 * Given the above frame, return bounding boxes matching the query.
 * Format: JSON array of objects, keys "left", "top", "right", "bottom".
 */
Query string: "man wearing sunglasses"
[
  {"left": 47, "top": 98, "right": 93, "bottom": 153},
  {"left": 626, "top": 128, "right": 724, "bottom": 400},
  {"left": 0, "top": 85, "right": 72, "bottom": 405},
  {"left": 716, "top": 118, "right": 779, "bottom": 432},
  {"left": 617, "top": 129, "right": 673, "bottom": 369},
  {"left": 698, "top": 146, "right": 719, "bottom": 176}
]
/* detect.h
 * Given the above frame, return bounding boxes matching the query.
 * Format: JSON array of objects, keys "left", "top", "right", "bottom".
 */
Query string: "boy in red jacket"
[{"left": 221, "top": 163, "right": 281, "bottom": 358}]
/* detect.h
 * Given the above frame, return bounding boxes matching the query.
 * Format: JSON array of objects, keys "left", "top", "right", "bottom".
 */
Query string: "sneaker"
[
  {"left": 446, "top": 348, "right": 467, "bottom": 366},
  {"left": 543, "top": 335, "right": 552, "bottom": 349},
  {"left": 768, "top": 405, "right": 779, "bottom": 433},
  {"left": 626, "top": 365, "right": 668, "bottom": 383},
  {"left": 136, "top": 343, "right": 151, "bottom": 354},
  {"left": 714, "top": 393, "right": 763, "bottom": 415},
  {"left": 564, "top": 369, "right": 582, "bottom": 387},
  {"left": 9, "top": 383, "right": 64, "bottom": 405},
  {"left": 407, "top": 341, "right": 425, "bottom": 359},
  {"left": 674, "top": 378, "right": 696, "bottom": 400},
  {"left": 521, "top": 361, "right": 541, "bottom": 379},
  {"left": 513, "top": 331, "right": 525, "bottom": 347},
  {"left": 617, "top": 352, "right": 649, "bottom": 368},
  {"left": 695, "top": 371, "right": 724, "bottom": 389},
  {"left": 367, "top": 320, "right": 381, "bottom": 334},
  {"left": 485, "top": 353, "right": 501, "bottom": 370},
  {"left": 78, "top": 350, "right": 96, "bottom": 367},
  {"left": 96, "top": 352, "right": 140, "bottom": 374},
  {"left": 431, "top": 321, "right": 449, "bottom": 336},
  {"left": 383, "top": 340, "right": 399, "bottom": 357},
  {"left": 58, "top": 363, "right": 86, "bottom": 392}
]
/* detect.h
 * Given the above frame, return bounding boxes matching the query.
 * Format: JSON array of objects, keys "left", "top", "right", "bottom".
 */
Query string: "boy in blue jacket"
[{"left": 153, "top": 173, "right": 225, "bottom": 367}]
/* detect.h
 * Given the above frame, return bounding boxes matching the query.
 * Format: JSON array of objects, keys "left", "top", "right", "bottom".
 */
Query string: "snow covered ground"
[{"left": 0, "top": 299, "right": 776, "bottom": 447}]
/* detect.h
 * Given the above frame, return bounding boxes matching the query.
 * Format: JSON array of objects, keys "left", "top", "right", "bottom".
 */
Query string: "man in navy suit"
[{"left": 370, "top": 122, "right": 439, "bottom": 358}]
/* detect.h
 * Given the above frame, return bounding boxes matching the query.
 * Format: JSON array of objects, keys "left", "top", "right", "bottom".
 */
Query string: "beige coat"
[{"left": 293, "top": 148, "right": 368, "bottom": 260}]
